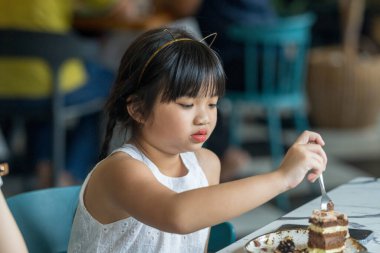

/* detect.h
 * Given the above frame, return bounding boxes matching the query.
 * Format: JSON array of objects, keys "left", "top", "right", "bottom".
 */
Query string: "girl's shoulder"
[
  {"left": 82, "top": 151, "right": 159, "bottom": 224},
  {"left": 92, "top": 151, "right": 150, "bottom": 183},
  {"left": 194, "top": 147, "right": 221, "bottom": 185},
  {"left": 194, "top": 147, "right": 219, "bottom": 162}
]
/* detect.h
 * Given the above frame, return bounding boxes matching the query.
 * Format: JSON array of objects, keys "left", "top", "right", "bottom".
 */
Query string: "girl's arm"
[
  {"left": 0, "top": 182, "right": 28, "bottom": 253},
  {"left": 87, "top": 131, "right": 326, "bottom": 234}
]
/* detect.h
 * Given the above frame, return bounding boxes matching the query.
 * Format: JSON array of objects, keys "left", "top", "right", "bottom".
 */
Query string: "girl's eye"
[
  {"left": 209, "top": 103, "right": 218, "bottom": 108},
  {"left": 179, "top": 103, "right": 193, "bottom": 108}
]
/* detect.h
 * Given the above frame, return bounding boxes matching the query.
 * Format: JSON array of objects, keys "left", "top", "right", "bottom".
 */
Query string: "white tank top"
[{"left": 68, "top": 144, "right": 210, "bottom": 253}]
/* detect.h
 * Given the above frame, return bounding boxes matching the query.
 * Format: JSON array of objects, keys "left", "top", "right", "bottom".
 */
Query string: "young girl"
[{"left": 68, "top": 27, "right": 327, "bottom": 253}]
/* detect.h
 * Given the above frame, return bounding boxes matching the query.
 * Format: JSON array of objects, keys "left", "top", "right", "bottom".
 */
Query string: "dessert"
[
  {"left": 275, "top": 236, "right": 295, "bottom": 253},
  {"left": 274, "top": 236, "right": 308, "bottom": 253},
  {"left": 308, "top": 209, "right": 349, "bottom": 253}
]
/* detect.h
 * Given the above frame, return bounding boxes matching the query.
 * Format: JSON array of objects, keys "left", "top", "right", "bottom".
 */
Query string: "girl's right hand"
[{"left": 277, "top": 131, "right": 328, "bottom": 190}]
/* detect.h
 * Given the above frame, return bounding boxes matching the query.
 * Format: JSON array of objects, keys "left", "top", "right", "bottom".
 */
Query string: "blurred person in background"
[
  {"left": 0, "top": 0, "right": 116, "bottom": 188},
  {"left": 72, "top": 0, "right": 204, "bottom": 72},
  {"left": 0, "top": 190, "right": 28, "bottom": 253},
  {"left": 0, "top": 163, "right": 28, "bottom": 253},
  {"left": 196, "top": 0, "right": 278, "bottom": 181}
]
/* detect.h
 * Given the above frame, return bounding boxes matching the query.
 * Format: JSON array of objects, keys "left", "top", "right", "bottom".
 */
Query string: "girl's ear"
[{"left": 126, "top": 96, "right": 145, "bottom": 124}]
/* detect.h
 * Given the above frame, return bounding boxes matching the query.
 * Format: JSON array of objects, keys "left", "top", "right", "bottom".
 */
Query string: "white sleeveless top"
[{"left": 68, "top": 144, "right": 210, "bottom": 253}]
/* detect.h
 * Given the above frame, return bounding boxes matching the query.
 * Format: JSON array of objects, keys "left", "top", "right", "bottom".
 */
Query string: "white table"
[{"left": 218, "top": 177, "right": 380, "bottom": 252}]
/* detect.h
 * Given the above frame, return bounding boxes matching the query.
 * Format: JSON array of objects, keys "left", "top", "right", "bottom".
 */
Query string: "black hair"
[{"left": 99, "top": 27, "right": 225, "bottom": 159}]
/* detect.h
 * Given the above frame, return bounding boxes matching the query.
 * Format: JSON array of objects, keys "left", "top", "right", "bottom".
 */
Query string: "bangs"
[{"left": 157, "top": 41, "right": 225, "bottom": 102}]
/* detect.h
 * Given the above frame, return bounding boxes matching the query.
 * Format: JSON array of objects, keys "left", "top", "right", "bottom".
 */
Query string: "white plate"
[{"left": 245, "top": 228, "right": 367, "bottom": 253}]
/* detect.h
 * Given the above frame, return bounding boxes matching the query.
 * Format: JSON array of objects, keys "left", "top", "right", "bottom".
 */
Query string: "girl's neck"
[{"left": 129, "top": 138, "right": 188, "bottom": 178}]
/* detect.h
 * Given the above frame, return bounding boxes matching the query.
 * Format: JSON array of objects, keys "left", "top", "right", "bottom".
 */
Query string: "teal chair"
[
  {"left": 226, "top": 13, "right": 316, "bottom": 211},
  {"left": 7, "top": 186, "right": 81, "bottom": 253},
  {"left": 7, "top": 186, "right": 235, "bottom": 253},
  {"left": 226, "top": 13, "right": 316, "bottom": 166},
  {"left": 208, "top": 222, "right": 236, "bottom": 252}
]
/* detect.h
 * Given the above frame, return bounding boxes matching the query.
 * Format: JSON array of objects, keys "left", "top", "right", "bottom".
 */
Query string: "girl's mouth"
[{"left": 191, "top": 129, "right": 208, "bottom": 143}]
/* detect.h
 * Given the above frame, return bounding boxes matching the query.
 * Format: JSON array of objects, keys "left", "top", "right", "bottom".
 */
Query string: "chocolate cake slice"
[{"left": 308, "top": 209, "right": 349, "bottom": 253}]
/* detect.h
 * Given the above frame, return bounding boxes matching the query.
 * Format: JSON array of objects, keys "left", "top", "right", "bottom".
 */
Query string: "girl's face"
[{"left": 140, "top": 94, "right": 219, "bottom": 154}]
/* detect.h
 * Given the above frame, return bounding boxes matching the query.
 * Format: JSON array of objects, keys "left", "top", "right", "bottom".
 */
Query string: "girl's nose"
[{"left": 194, "top": 113, "right": 209, "bottom": 125}]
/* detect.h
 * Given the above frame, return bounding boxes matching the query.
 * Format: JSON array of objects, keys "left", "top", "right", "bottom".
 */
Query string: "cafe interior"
[{"left": 1, "top": 0, "right": 380, "bottom": 251}]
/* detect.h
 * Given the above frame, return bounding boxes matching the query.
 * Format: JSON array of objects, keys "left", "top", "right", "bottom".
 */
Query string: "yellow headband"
[
  {"left": 138, "top": 38, "right": 193, "bottom": 84},
  {"left": 138, "top": 31, "right": 217, "bottom": 84}
]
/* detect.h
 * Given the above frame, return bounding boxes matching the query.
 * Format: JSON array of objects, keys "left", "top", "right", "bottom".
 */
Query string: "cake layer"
[
  {"left": 309, "top": 210, "right": 348, "bottom": 228},
  {"left": 307, "top": 246, "right": 344, "bottom": 253},
  {"left": 308, "top": 230, "right": 347, "bottom": 249},
  {"left": 309, "top": 218, "right": 348, "bottom": 228},
  {"left": 309, "top": 224, "right": 348, "bottom": 234}
]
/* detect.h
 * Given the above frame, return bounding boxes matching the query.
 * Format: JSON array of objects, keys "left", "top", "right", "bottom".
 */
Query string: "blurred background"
[{"left": 1, "top": 0, "right": 380, "bottom": 240}]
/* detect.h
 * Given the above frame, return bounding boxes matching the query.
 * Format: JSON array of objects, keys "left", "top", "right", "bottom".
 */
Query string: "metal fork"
[{"left": 318, "top": 173, "right": 334, "bottom": 211}]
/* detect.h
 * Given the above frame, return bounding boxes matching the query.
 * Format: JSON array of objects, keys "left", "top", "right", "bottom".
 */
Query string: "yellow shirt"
[{"left": 0, "top": 0, "right": 114, "bottom": 98}]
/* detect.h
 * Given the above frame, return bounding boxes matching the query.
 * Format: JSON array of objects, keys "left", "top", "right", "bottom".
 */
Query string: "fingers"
[
  {"left": 291, "top": 141, "right": 326, "bottom": 183},
  {"left": 295, "top": 130, "right": 325, "bottom": 146},
  {"left": 295, "top": 131, "right": 328, "bottom": 181},
  {"left": 307, "top": 153, "right": 326, "bottom": 182},
  {"left": 280, "top": 131, "right": 328, "bottom": 188},
  {"left": 307, "top": 142, "right": 328, "bottom": 166},
  {"left": 307, "top": 172, "right": 319, "bottom": 182},
  {"left": 311, "top": 152, "right": 326, "bottom": 170},
  {"left": 291, "top": 137, "right": 328, "bottom": 170}
]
